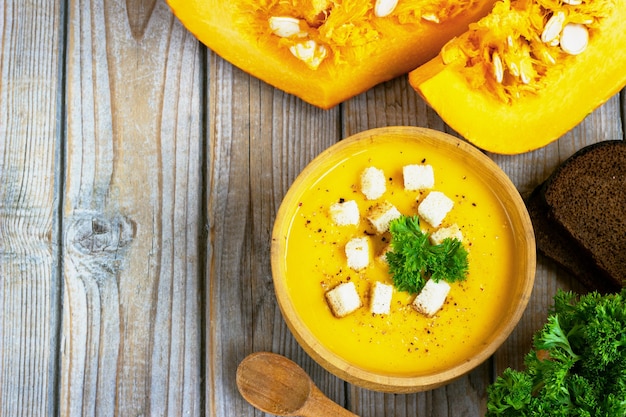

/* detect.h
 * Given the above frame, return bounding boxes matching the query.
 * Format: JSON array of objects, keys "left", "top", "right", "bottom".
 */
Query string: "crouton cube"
[
  {"left": 325, "top": 281, "right": 362, "bottom": 318},
  {"left": 376, "top": 244, "right": 392, "bottom": 264},
  {"left": 418, "top": 191, "right": 454, "bottom": 227},
  {"left": 403, "top": 164, "right": 435, "bottom": 190},
  {"left": 345, "top": 237, "right": 369, "bottom": 271},
  {"left": 412, "top": 279, "right": 451, "bottom": 317},
  {"left": 329, "top": 200, "right": 360, "bottom": 226},
  {"left": 360, "top": 167, "right": 386, "bottom": 200},
  {"left": 370, "top": 281, "right": 393, "bottom": 315},
  {"left": 366, "top": 201, "right": 402, "bottom": 234},
  {"left": 430, "top": 224, "right": 463, "bottom": 245}
]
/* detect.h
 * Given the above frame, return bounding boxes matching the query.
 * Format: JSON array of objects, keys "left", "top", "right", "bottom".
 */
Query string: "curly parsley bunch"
[
  {"left": 487, "top": 289, "right": 626, "bottom": 417},
  {"left": 386, "top": 215, "right": 469, "bottom": 294}
]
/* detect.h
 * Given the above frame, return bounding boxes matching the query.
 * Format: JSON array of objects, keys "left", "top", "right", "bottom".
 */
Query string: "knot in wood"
[{"left": 68, "top": 213, "right": 136, "bottom": 256}]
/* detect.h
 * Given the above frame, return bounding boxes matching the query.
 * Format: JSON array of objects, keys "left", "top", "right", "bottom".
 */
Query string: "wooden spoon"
[{"left": 236, "top": 352, "right": 359, "bottom": 416}]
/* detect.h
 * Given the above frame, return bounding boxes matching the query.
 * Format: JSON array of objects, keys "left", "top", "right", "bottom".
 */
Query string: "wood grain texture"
[
  {"left": 205, "top": 53, "right": 347, "bottom": 416},
  {"left": 61, "top": 0, "right": 202, "bottom": 415},
  {"left": 2, "top": 0, "right": 626, "bottom": 415},
  {"left": 0, "top": 1, "right": 62, "bottom": 415}
]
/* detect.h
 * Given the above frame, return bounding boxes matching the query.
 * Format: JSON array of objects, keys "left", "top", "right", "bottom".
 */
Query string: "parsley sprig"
[
  {"left": 385, "top": 215, "right": 469, "bottom": 294},
  {"left": 486, "top": 290, "right": 626, "bottom": 416}
]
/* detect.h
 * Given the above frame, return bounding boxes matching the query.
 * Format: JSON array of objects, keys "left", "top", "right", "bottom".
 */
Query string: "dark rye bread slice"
[
  {"left": 526, "top": 185, "right": 620, "bottom": 294},
  {"left": 534, "top": 140, "right": 626, "bottom": 292}
]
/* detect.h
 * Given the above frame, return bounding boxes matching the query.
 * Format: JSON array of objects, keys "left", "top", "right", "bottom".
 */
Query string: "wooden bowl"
[{"left": 271, "top": 127, "right": 536, "bottom": 393}]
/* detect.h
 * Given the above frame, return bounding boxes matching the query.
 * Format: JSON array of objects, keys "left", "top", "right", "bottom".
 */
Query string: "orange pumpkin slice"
[
  {"left": 167, "top": 0, "right": 496, "bottom": 109},
  {"left": 409, "top": 0, "right": 626, "bottom": 154}
]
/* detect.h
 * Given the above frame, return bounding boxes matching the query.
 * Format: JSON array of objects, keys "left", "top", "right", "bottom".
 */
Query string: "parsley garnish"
[
  {"left": 385, "top": 215, "right": 469, "bottom": 294},
  {"left": 486, "top": 289, "right": 626, "bottom": 416}
]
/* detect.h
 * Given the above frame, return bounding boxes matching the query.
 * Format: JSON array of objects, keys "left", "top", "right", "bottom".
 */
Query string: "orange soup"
[{"left": 276, "top": 134, "right": 521, "bottom": 376}]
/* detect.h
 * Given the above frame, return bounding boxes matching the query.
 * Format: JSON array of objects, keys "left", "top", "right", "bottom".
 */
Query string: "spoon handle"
[{"left": 300, "top": 384, "right": 359, "bottom": 417}]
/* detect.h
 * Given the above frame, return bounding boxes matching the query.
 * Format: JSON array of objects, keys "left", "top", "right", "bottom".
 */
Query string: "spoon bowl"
[{"left": 236, "top": 352, "right": 358, "bottom": 417}]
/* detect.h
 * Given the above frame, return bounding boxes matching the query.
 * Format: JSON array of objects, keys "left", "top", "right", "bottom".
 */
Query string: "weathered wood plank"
[
  {"left": 344, "top": 78, "right": 448, "bottom": 135},
  {"left": 60, "top": 0, "right": 202, "bottom": 415},
  {"left": 205, "top": 53, "right": 348, "bottom": 415},
  {"left": 0, "top": 1, "right": 63, "bottom": 416},
  {"left": 3, "top": 1, "right": 626, "bottom": 415}
]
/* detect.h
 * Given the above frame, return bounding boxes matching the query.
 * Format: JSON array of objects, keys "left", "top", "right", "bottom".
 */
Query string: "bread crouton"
[
  {"left": 326, "top": 282, "right": 362, "bottom": 318},
  {"left": 366, "top": 201, "right": 401, "bottom": 234},
  {"left": 370, "top": 281, "right": 393, "bottom": 315},
  {"left": 329, "top": 200, "right": 360, "bottom": 226},
  {"left": 345, "top": 237, "right": 369, "bottom": 271},
  {"left": 360, "top": 167, "right": 386, "bottom": 200},
  {"left": 403, "top": 164, "right": 435, "bottom": 191},
  {"left": 418, "top": 191, "right": 454, "bottom": 227},
  {"left": 412, "top": 279, "right": 451, "bottom": 317},
  {"left": 376, "top": 244, "right": 392, "bottom": 264},
  {"left": 430, "top": 224, "right": 463, "bottom": 245}
]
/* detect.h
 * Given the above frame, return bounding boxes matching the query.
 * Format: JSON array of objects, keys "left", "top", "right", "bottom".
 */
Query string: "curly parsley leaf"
[
  {"left": 486, "top": 289, "right": 626, "bottom": 417},
  {"left": 385, "top": 215, "right": 469, "bottom": 294},
  {"left": 486, "top": 368, "right": 534, "bottom": 414}
]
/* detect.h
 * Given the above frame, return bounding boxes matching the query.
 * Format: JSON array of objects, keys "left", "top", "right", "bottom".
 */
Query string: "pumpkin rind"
[
  {"left": 409, "top": 0, "right": 626, "bottom": 154},
  {"left": 167, "top": 0, "right": 496, "bottom": 109}
]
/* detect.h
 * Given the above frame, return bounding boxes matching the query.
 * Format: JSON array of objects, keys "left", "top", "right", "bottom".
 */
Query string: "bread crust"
[
  {"left": 528, "top": 140, "right": 626, "bottom": 292},
  {"left": 527, "top": 185, "right": 621, "bottom": 293}
]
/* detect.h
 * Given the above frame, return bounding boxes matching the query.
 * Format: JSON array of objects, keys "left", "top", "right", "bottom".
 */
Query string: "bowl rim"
[{"left": 271, "top": 126, "right": 536, "bottom": 393}]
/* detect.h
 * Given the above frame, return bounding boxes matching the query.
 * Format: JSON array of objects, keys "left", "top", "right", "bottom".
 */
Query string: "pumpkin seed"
[
  {"left": 289, "top": 40, "right": 328, "bottom": 69},
  {"left": 560, "top": 23, "right": 588, "bottom": 55},
  {"left": 541, "top": 11, "right": 565, "bottom": 44},
  {"left": 519, "top": 60, "right": 533, "bottom": 84},
  {"left": 422, "top": 13, "right": 440, "bottom": 23},
  {"left": 374, "top": 0, "right": 398, "bottom": 17},
  {"left": 441, "top": 42, "right": 463, "bottom": 65},
  {"left": 492, "top": 52, "right": 504, "bottom": 83},
  {"left": 269, "top": 16, "right": 305, "bottom": 38},
  {"left": 538, "top": 48, "right": 557, "bottom": 65},
  {"left": 508, "top": 61, "right": 520, "bottom": 78},
  {"left": 549, "top": 37, "right": 560, "bottom": 47}
]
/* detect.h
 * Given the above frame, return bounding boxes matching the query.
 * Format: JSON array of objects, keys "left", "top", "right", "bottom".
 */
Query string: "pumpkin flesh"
[
  {"left": 167, "top": 0, "right": 496, "bottom": 109},
  {"left": 409, "top": 0, "right": 626, "bottom": 154}
]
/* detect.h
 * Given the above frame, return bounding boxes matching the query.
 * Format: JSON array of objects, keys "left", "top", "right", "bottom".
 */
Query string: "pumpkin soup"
[{"left": 275, "top": 133, "right": 521, "bottom": 376}]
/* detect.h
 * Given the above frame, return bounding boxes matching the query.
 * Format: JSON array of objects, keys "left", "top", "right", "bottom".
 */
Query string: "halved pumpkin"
[
  {"left": 167, "top": 0, "right": 496, "bottom": 109},
  {"left": 409, "top": 0, "right": 626, "bottom": 154}
]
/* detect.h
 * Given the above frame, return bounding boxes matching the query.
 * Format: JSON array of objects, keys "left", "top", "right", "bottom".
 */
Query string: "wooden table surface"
[{"left": 1, "top": 1, "right": 624, "bottom": 416}]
